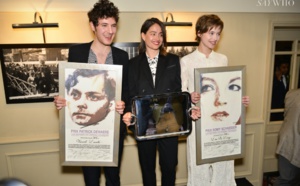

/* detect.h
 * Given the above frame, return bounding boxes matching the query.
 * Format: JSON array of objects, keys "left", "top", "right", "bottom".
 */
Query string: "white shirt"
[
  {"left": 181, "top": 49, "right": 236, "bottom": 186},
  {"left": 146, "top": 53, "right": 159, "bottom": 85}
]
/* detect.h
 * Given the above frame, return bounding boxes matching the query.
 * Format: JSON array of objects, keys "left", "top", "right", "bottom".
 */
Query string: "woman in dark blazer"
[{"left": 123, "top": 18, "right": 181, "bottom": 186}]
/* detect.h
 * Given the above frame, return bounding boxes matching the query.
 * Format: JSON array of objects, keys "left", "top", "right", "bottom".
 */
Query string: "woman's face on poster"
[{"left": 200, "top": 71, "right": 242, "bottom": 125}]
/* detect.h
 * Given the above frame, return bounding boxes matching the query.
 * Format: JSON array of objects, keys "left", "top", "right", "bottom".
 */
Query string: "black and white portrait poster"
[
  {"left": 194, "top": 66, "right": 246, "bottom": 164},
  {"left": 59, "top": 62, "right": 122, "bottom": 167}
]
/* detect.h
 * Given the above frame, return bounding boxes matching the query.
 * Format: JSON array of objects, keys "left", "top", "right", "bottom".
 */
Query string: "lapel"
[
  {"left": 140, "top": 53, "right": 155, "bottom": 88},
  {"left": 81, "top": 42, "right": 92, "bottom": 62},
  {"left": 111, "top": 47, "right": 117, "bottom": 65},
  {"left": 155, "top": 54, "right": 167, "bottom": 90}
]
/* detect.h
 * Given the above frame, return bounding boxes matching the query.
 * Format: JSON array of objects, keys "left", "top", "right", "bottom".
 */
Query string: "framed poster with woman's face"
[{"left": 194, "top": 66, "right": 246, "bottom": 164}]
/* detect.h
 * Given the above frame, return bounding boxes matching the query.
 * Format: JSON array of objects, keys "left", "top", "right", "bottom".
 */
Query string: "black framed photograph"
[
  {"left": 166, "top": 42, "right": 198, "bottom": 58},
  {"left": 194, "top": 66, "right": 246, "bottom": 164},
  {"left": 113, "top": 42, "right": 198, "bottom": 59},
  {"left": 59, "top": 62, "right": 123, "bottom": 166},
  {"left": 0, "top": 42, "right": 197, "bottom": 104},
  {"left": 0, "top": 43, "right": 75, "bottom": 104}
]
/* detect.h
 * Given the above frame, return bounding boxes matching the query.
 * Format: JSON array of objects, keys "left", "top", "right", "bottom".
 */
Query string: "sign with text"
[
  {"left": 59, "top": 62, "right": 122, "bottom": 166},
  {"left": 194, "top": 66, "right": 246, "bottom": 164}
]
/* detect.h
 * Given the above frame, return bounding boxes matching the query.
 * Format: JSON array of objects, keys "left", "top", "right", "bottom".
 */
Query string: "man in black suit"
[
  {"left": 54, "top": 0, "right": 129, "bottom": 185},
  {"left": 271, "top": 61, "right": 290, "bottom": 121}
]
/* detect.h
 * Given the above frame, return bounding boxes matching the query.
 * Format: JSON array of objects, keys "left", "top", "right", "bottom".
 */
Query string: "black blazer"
[
  {"left": 68, "top": 42, "right": 129, "bottom": 134},
  {"left": 126, "top": 52, "right": 181, "bottom": 112}
]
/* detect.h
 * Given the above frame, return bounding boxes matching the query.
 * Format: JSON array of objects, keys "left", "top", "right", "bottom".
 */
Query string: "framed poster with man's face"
[
  {"left": 194, "top": 66, "right": 246, "bottom": 165},
  {"left": 59, "top": 62, "right": 122, "bottom": 166}
]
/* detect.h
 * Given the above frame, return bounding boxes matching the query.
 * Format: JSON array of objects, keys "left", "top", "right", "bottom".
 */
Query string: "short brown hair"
[{"left": 195, "top": 14, "right": 224, "bottom": 42}]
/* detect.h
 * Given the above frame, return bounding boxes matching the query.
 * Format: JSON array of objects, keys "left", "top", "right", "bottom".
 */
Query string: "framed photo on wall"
[
  {"left": 194, "top": 66, "right": 246, "bottom": 164},
  {"left": 59, "top": 62, "right": 123, "bottom": 166},
  {"left": 113, "top": 42, "right": 198, "bottom": 59},
  {"left": 0, "top": 43, "right": 75, "bottom": 104},
  {"left": 0, "top": 42, "right": 197, "bottom": 104}
]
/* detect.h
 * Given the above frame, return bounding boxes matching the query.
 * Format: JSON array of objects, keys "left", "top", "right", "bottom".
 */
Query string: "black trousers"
[
  {"left": 137, "top": 136, "right": 178, "bottom": 186},
  {"left": 274, "top": 155, "right": 300, "bottom": 186},
  {"left": 82, "top": 132, "right": 125, "bottom": 186}
]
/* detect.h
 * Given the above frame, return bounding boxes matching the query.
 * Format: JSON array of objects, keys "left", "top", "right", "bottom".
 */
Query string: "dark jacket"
[
  {"left": 126, "top": 52, "right": 181, "bottom": 113},
  {"left": 68, "top": 41, "right": 129, "bottom": 134}
]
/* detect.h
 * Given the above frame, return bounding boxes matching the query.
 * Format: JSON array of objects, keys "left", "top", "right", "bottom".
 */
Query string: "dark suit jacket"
[
  {"left": 271, "top": 75, "right": 289, "bottom": 109},
  {"left": 126, "top": 52, "right": 181, "bottom": 113},
  {"left": 68, "top": 41, "right": 129, "bottom": 134}
]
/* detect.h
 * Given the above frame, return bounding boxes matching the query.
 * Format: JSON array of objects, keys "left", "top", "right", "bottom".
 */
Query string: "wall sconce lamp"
[
  {"left": 12, "top": 12, "right": 59, "bottom": 28},
  {"left": 12, "top": 12, "right": 59, "bottom": 43},
  {"left": 163, "top": 13, "right": 192, "bottom": 27}
]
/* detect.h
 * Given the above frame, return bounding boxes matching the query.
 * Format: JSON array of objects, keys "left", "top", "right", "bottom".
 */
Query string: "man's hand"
[{"left": 53, "top": 96, "right": 66, "bottom": 110}]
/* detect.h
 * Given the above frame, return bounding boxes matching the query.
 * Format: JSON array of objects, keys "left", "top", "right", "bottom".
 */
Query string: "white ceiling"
[
  {"left": 0, "top": 0, "right": 299, "bottom": 13},
  {"left": 0, "top": 0, "right": 94, "bottom": 12}
]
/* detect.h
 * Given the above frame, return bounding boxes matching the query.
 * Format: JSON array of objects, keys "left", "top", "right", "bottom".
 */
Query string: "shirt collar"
[
  {"left": 146, "top": 53, "right": 159, "bottom": 61},
  {"left": 197, "top": 49, "right": 215, "bottom": 58}
]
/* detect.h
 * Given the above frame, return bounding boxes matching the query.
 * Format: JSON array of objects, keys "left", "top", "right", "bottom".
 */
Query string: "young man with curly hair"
[{"left": 54, "top": 0, "right": 129, "bottom": 185}]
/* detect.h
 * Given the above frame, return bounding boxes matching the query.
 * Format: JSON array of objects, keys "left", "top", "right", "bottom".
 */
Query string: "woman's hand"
[
  {"left": 122, "top": 112, "right": 132, "bottom": 126},
  {"left": 191, "top": 92, "right": 200, "bottom": 104},
  {"left": 242, "top": 96, "right": 250, "bottom": 107},
  {"left": 115, "top": 101, "right": 125, "bottom": 114},
  {"left": 53, "top": 96, "right": 66, "bottom": 110},
  {"left": 190, "top": 106, "right": 201, "bottom": 120}
]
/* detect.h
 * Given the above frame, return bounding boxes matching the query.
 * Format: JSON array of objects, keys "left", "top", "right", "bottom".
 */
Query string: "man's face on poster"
[
  {"left": 200, "top": 71, "right": 242, "bottom": 125},
  {"left": 67, "top": 74, "right": 110, "bottom": 126}
]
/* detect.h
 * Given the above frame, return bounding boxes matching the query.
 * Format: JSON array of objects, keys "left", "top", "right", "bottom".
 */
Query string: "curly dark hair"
[{"left": 88, "top": 0, "right": 119, "bottom": 27}]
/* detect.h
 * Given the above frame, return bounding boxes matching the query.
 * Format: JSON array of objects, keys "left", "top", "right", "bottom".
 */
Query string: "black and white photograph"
[
  {"left": 113, "top": 42, "right": 198, "bottom": 59},
  {"left": 0, "top": 44, "right": 74, "bottom": 104},
  {"left": 166, "top": 42, "right": 198, "bottom": 58}
]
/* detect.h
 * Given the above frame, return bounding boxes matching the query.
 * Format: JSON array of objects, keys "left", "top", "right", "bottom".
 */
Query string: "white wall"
[
  {"left": 0, "top": 0, "right": 299, "bottom": 12},
  {"left": 0, "top": 9, "right": 300, "bottom": 186}
]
